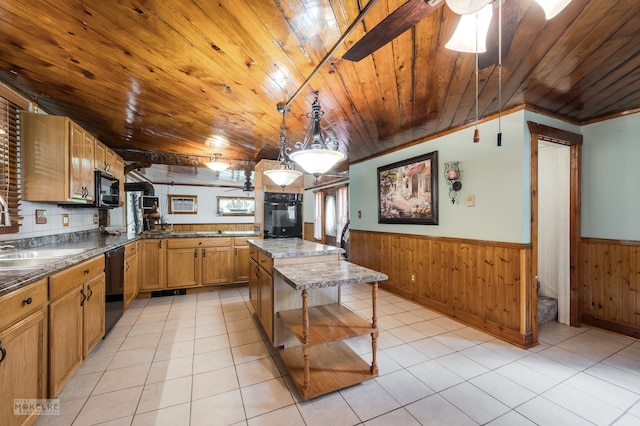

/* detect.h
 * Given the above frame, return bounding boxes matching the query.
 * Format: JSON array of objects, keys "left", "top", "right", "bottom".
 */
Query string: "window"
[{"left": 0, "top": 88, "right": 24, "bottom": 234}]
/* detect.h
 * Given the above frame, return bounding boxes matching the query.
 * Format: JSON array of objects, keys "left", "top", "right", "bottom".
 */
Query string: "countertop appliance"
[
  {"left": 104, "top": 246, "right": 124, "bottom": 334},
  {"left": 95, "top": 171, "right": 120, "bottom": 208},
  {"left": 263, "top": 192, "right": 303, "bottom": 239}
]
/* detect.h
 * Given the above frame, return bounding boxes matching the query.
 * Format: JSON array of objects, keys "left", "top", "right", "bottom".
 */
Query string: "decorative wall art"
[
  {"left": 216, "top": 197, "right": 255, "bottom": 216},
  {"left": 377, "top": 151, "right": 438, "bottom": 225}
]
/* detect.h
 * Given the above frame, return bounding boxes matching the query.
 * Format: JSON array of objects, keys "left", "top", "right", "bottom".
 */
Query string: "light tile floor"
[{"left": 36, "top": 284, "right": 640, "bottom": 426}]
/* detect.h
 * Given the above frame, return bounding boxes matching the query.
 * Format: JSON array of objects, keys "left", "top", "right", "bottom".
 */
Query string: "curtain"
[
  {"left": 325, "top": 194, "right": 336, "bottom": 237},
  {"left": 314, "top": 191, "right": 322, "bottom": 240},
  {"left": 336, "top": 186, "right": 348, "bottom": 244}
]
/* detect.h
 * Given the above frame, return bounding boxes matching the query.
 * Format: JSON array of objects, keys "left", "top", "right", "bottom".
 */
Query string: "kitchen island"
[{"left": 248, "top": 238, "right": 388, "bottom": 399}]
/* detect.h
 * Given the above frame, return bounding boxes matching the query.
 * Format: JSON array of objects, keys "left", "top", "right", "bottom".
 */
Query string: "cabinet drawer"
[
  {"left": 234, "top": 237, "right": 250, "bottom": 246},
  {"left": 258, "top": 252, "right": 273, "bottom": 274},
  {"left": 0, "top": 278, "right": 48, "bottom": 330},
  {"left": 50, "top": 256, "right": 105, "bottom": 300},
  {"left": 167, "top": 237, "right": 231, "bottom": 249},
  {"left": 125, "top": 242, "right": 138, "bottom": 257}
]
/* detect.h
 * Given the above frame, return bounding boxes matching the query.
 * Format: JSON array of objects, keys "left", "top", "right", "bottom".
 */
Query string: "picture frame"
[
  {"left": 216, "top": 196, "right": 255, "bottom": 216},
  {"left": 377, "top": 151, "right": 438, "bottom": 225},
  {"left": 168, "top": 195, "right": 198, "bottom": 214}
]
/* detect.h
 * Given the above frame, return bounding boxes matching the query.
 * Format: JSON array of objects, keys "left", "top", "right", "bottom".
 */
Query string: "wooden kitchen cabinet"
[
  {"left": 94, "top": 140, "right": 119, "bottom": 176},
  {"left": 0, "top": 279, "right": 48, "bottom": 426},
  {"left": 49, "top": 256, "right": 105, "bottom": 396},
  {"left": 139, "top": 239, "right": 166, "bottom": 291},
  {"left": 21, "top": 113, "right": 96, "bottom": 204},
  {"left": 233, "top": 237, "right": 250, "bottom": 283},
  {"left": 166, "top": 238, "right": 232, "bottom": 288},
  {"left": 249, "top": 249, "right": 274, "bottom": 341},
  {"left": 124, "top": 242, "right": 139, "bottom": 309}
]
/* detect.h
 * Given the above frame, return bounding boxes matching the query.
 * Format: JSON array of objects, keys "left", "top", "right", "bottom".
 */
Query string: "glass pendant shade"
[
  {"left": 445, "top": 3, "right": 493, "bottom": 53},
  {"left": 535, "top": 0, "right": 572, "bottom": 19},
  {"left": 264, "top": 166, "right": 303, "bottom": 189},
  {"left": 206, "top": 154, "right": 229, "bottom": 171},
  {"left": 289, "top": 148, "right": 344, "bottom": 178}
]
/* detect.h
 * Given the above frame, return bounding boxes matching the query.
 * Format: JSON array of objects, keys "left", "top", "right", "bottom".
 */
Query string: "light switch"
[{"left": 466, "top": 195, "right": 475, "bottom": 207}]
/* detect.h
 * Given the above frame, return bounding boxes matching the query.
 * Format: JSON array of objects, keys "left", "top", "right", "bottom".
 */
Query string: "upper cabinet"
[{"left": 21, "top": 113, "right": 123, "bottom": 205}]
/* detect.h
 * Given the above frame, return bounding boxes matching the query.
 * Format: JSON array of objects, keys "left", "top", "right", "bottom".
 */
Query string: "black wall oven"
[{"left": 263, "top": 192, "right": 303, "bottom": 239}]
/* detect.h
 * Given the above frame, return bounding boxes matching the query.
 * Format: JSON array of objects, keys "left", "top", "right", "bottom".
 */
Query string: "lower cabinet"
[
  {"left": 0, "top": 279, "right": 48, "bottom": 426},
  {"left": 249, "top": 250, "right": 273, "bottom": 342},
  {"left": 139, "top": 239, "right": 166, "bottom": 291},
  {"left": 166, "top": 238, "right": 232, "bottom": 288},
  {"left": 233, "top": 237, "right": 250, "bottom": 283},
  {"left": 48, "top": 256, "right": 105, "bottom": 397},
  {"left": 124, "top": 242, "right": 139, "bottom": 309}
]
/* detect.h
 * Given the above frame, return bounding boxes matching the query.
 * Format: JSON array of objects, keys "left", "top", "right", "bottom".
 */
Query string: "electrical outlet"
[
  {"left": 93, "top": 213, "right": 99, "bottom": 224},
  {"left": 410, "top": 273, "right": 416, "bottom": 283},
  {"left": 62, "top": 214, "right": 69, "bottom": 227}
]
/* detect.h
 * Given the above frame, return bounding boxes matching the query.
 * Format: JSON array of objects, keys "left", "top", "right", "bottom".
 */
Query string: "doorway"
[
  {"left": 529, "top": 122, "right": 583, "bottom": 330},
  {"left": 538, "top": 142, "right": 570, "bottom": 324}
]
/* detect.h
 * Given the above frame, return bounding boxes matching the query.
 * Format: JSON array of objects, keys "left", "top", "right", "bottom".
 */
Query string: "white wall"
[
  {"left": 152, "top": 184, "right": 255, "bottom": 225},
  {"left": 350, "top": 110, "right": 530, "bottom": 243},
  {"left": 581, "top": 113, "right": 640, "bottom": 240}
]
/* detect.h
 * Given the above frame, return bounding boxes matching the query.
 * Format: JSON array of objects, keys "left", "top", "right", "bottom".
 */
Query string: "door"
[
  {"left": 49, "top": 288, "right": 83, "bottom": 396},
  {"left": 83, "top": 274, "right": 105, "bottom": 357},
  {"left": 139, "top": 239, "right": 166, "bottom": 291},
  {"left": 0, "top": 310, "right": 47, "bottom": 426},
  {"left": 234, "top": 245, "right": 250, "bottom": 283},
  {"left": 202, "top": 247, "right": 232, "bottom": 285},
  {"left": 167, "top": 248, "right": 199, "bottom": 288}
]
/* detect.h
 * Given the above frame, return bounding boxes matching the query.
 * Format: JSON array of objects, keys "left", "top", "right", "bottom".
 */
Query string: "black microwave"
[{"left": 94, "top": 171, "right": 120, "bottom": 208}]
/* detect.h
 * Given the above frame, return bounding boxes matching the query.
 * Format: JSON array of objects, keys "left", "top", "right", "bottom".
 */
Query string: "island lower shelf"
[{"left": 279, "top": 340, "right": 377, "bottom": 400}]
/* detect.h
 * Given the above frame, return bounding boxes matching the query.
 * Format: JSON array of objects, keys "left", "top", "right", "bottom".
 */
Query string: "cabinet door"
[
  {"left": 249, "top": 258, "right": 259, "bottom": 312},
  {"left": 94, "top": 140, "right": 107, "bottom": 172},
  {"left": 49, "top": 287, "right": 83, "bottom": 397},
  {"left": 0, "top": 309, "right": 47, "bottom": 426},
  {"left": 83, "top": 274, "right": 105, "bottom": 358},
  {"left": 167, "top": 248, "right": 199, "bottom": 288},
  {"left": 234, "top": 245, "right": 250, "bottom": 283},
  {"left": 202, "top": 247, "right": 232, "bottom": 286},
  {"left": 139, "top": 239, "right": 166, "bottom": 291},
  {"left": 259, "top": 268, "right": 273, "bottom": 342},
  {"left": 69, "top": 122, "right": 86, "bottom": 200},
  {"left": 124, "top": 252, "right": 139, "bottom": 309}
]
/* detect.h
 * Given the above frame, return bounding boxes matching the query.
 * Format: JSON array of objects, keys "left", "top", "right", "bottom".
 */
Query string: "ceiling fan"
[
  {"left": 225, "top": 169, "right": 254, "bottom": 193},
  {"left": 342, "top": 0, "right": 521, "bottom": 69}
]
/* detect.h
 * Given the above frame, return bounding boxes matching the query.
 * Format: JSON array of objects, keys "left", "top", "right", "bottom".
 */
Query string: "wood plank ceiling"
[{"left": 0, "top": 0, "right": 638, "bottom": 173}]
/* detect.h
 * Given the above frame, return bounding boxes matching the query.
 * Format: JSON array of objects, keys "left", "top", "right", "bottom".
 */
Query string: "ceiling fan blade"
[
  {"left": 343, "top": 0, "right": 443, "bottom": 62},
  {"left": 478, "top": 0, "right": 520, "bottom": 69}
]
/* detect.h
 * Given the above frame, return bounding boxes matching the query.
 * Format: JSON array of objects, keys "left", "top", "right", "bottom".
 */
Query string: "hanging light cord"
[{"left": 497, "top": 0, "right": 503, "bottom": 147}]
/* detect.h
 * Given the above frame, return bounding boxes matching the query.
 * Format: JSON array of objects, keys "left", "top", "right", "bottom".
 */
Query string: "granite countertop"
[
  {"left": 0, "top": 233, "right": 137, "bottom": 297},
  {"left": 248, "top": 238, "right": 344, "bottom": 259},
  {"left": 273, "top": 261, "right": 388, "bottom": 290},
  {"left": 0, "top": 230, "right": 260, "bottom": 297}
]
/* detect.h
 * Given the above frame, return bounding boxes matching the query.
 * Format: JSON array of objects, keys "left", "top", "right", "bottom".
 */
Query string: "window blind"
[{"left": 0, "top": 95, "right": 21, "bottom": 234}]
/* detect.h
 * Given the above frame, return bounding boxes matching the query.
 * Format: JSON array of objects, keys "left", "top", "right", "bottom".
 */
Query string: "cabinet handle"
[
  {"left": 80, "top": 289, "right": 87, "bottom": 306},
  {"left": 203, "top": 249, "right": 206, "bottom": 258},
  {"left": 87, "top": 285, "right": 93, "bottom": 301},
  {"left": 0, "top": 342, "right": 6, "bottom": 364},
  {"left": 194, "top": 250, "right": 197, "bottom": 258},
  {"left": 23, "top": 297, "right": 32, "bottom": 305},
  {"left": 125, "top": 261, "right": 129, "bottom": 272},
  {"left": 235, "top": 248, "right": 238, "bottom": 255},
  {"left": 84, "top": 269, "right": 90, "bottom": 275},
  {"left": 159, "top": 240, "right": 162, "bottom": 249}
]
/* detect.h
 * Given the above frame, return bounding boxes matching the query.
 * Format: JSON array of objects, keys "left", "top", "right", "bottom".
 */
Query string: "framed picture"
[
  {"left": 168, "top": 195, "right": 198, "bottom": 214},
  {"left": 217, "top": 196, "right": 255, "bottom": 216},
  {"left": 378, "top": 151, "right": 438, "bottom": 225}
]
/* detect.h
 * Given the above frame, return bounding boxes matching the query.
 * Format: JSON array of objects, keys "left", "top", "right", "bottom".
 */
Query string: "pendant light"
[
  {"left": 535, "top": 0, "right": 572, "bottom": 19},
  {"left": 289, "top": 92, "right": 345, "bottom": 179},
  {"left": 445, "top": 2, "right": 493, "bottom": 53},
  {"left": 205, "top": 153, "right": 230, "bottom": 172},
  {"left": 263, "top": 103, "right": 303, "bottom": 190}
]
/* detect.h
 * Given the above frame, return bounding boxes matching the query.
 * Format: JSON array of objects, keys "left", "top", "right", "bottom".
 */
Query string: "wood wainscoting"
[
  {"left": 350, "top": 230, "right": 536, "bottom": 348},
  {"left": 580, "top": 238, "right": 640, "bottom": 339}
]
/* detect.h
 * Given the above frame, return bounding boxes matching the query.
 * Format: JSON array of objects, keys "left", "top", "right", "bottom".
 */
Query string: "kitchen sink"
[{"left": 0, "top": 248, "right": 88, "bottom": 271}]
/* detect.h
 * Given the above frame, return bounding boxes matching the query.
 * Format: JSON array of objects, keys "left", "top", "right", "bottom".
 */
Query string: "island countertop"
[
  {"left": 248, "top": 238, "right": 344, "bottom": 259},
  {"left": 273, "top": 261, "right": 388, "bottom": 290}
]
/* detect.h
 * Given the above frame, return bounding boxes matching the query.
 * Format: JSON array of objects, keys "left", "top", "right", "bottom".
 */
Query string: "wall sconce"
[{"left": 444, "top": 161, "right": 462, "bottom": 204}]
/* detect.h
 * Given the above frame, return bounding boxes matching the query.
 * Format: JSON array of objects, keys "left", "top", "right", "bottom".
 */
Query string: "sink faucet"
[{"left": 0, "top": 195, "right": 10, "bottom": 227}]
